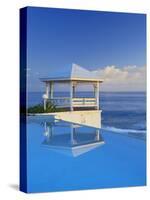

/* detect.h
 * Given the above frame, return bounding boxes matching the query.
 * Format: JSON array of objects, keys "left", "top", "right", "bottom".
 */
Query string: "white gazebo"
[{"left": 40, "top": 63, "right": 103, "bottom": 111}]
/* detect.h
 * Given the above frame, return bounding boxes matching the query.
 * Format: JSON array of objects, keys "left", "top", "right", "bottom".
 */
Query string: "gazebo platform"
[{"left": 30, "top": 110, "right": 102, "bottom": 129}]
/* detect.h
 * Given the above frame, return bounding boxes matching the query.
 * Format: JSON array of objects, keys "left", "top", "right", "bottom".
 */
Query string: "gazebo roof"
[{"left": 40, "top": 63, "right": 103, "bottom": 82}]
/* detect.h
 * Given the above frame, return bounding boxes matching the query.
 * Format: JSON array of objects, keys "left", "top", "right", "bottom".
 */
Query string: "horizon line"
[{"left": 28, "top": 90, "right": 146, "bottom": 93}]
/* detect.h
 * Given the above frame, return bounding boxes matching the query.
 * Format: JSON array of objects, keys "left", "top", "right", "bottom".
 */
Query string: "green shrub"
[
  {"left": 28, "top": 102, "right": 56, "bottom": 113},
  {"left": 28, "top": 100, "right": 69, "bottom": 114}
]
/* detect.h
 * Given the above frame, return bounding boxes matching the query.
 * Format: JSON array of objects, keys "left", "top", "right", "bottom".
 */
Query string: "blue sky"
[{"left": 26, "top": 7, "right": 146, "bottom": 92}]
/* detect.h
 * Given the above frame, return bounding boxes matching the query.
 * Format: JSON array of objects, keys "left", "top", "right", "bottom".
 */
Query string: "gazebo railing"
[
  {"left": 73, "top": 98, "right": 97, "bottom": 107},
  {"left": 47, "top": 97, "right": 71, "bottom": 108},
  {"left": 47, "top": 97, "right": 97, "bottom": 108}
]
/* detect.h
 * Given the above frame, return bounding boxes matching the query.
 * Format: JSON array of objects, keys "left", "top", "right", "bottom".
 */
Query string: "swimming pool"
[{"left": 26, "top": 115, "right": 146, "bottom": 193}]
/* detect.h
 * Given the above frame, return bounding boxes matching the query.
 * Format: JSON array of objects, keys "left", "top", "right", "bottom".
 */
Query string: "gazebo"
[{"left": 40, "top": 63, "right": 103, "bottom": 111}]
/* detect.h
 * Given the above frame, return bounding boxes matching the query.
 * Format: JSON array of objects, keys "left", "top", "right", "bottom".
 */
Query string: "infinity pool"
[{"left": 27, "top": 116, "right": 146, "bottom": 193}]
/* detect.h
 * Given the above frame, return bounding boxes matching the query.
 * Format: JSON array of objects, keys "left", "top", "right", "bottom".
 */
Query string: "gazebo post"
[
  {"left": 49, "top": 82, "right": 53, "bottom": 99},
  {"left": 46, "top": 82, "right": 49, "bottom": 98},
  {"left": 72, "top": 83, "right": 76, "bottom": 98},
  {"left": 94, "top": 82, "right": 99, "bottom": 110},
  {"left": 97, "top": 82, "right": 100, "bottom": 110},
  {"left": 44, "top": 82, "right": 49, "bottom": 110},
  {"left": 70, "top": 81, "right": 73, "bottom": 111}
]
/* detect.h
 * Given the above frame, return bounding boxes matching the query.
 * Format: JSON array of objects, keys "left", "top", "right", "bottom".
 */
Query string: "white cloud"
[{"left": 93, "top": 65, "right": 146, "bottom": 91}]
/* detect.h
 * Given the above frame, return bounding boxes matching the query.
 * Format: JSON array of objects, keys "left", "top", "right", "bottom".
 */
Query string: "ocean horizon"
[{"left": 27, "top": 91, "right": 146, "bottom": 140}]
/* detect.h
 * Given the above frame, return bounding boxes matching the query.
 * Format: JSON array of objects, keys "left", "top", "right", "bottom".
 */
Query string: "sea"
[
  {"left": 28, "top": 91, "right": 146, "bottom": 140},
  {"left": 25, "top": 91, "right": 146, "bottom": 192}
]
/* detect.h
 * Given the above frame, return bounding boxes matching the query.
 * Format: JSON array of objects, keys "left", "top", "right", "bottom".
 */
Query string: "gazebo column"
[
  {"left": 46, "top": 82, "right": 49, "bottom": 97},
  {"left": 44, "top": 82, "right": 49, "bottom": 110},
  {"left": 70, "top": 81, "right": 74, "bottom": 111},
  {"left": 49, "top": 82, "right": 54, "bottom": 99},
  {"left": 72, "top": 84, "right": 76, "bottom": 98},
  {"left": 94, "top": 82, "right": 100, "bottom": 110}
]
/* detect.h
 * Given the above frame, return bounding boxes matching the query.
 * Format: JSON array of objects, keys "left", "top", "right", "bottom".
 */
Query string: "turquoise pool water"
[{"left": 27, "top": 116, "right": 146, "bottom": 193}]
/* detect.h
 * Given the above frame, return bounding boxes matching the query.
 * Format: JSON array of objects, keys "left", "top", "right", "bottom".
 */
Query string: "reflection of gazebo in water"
[
  {"left": 42, "top": 121, "right": 105, "bottom": 157},
  {"left": 40, "top": 63, "right": 103, "bottom": 111}
]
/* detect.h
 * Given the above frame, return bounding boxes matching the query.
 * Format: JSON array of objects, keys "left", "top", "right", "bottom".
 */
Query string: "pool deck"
[{"left": 29, "top": 110, "right": 102, "bottom": 128}]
